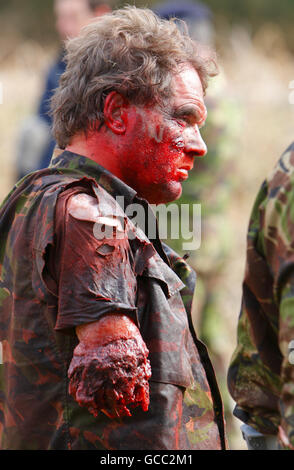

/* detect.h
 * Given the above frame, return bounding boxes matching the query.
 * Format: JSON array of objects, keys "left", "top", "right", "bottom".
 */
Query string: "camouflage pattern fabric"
[
  {"left": 0, "top": 149, "right": 226, "bottom": 450},
  {"left": 228, "top": 142, "right": 294, "bottom": 449}
]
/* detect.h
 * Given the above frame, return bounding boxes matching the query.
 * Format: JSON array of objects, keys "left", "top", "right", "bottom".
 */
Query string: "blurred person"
[
  {"left": 0, "top": 7, "right": 226, "bottom": 450},
  {"left": 228, "top": 142, "right": 294, "bottom": 450},
  {"left": 153, "top": 0, "right": 215, "bottom": 45},
  {"left": 15, "top": 0, "right": 114, "bottom": 181}
]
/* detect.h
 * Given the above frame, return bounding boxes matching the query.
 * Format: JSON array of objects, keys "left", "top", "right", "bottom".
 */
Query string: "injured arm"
[{"left": 68, "top": 314, "right": 151, "bottom": 419}]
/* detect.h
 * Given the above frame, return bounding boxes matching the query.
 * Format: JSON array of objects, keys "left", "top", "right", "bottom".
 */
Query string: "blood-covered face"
[{"left": 119, "top": 65, "right": 207, "bottom": 204}]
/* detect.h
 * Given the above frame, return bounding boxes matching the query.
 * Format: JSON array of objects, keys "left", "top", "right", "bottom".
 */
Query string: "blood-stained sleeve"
[{"left": 53, "top": 189, "right": 138, "bottom": 331}]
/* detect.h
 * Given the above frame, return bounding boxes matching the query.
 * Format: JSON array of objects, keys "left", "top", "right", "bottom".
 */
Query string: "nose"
[{"left": 185, "top": 126, "right": 207, "bottom": 158}]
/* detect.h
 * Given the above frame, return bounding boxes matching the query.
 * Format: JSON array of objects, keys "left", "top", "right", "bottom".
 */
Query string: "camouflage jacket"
[
  {"left": 228, "top": 142, "right": 294, "bottom": 449},
  {"left": 0, "top": 150, "right": 226, "bottom": 450}
]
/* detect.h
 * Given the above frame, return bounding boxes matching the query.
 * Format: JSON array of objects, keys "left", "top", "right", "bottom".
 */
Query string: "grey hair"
[{"left": 51, "top": 5, "right": 218, "bottom": 149}]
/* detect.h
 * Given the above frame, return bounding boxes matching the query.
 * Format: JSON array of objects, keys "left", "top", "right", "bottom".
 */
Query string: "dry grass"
[{"left": 1, "top": 25, "right": 294, "bottom": 449}]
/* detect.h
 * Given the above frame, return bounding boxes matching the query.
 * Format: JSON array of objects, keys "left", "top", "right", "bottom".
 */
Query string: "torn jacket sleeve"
[{"left": 52, "top": 189, "right": 138, "bottom": 331}]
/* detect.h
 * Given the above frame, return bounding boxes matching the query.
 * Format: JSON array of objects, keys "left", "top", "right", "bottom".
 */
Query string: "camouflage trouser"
[{"left": 241, "top": 424, "right": 279, "bottom": 450}]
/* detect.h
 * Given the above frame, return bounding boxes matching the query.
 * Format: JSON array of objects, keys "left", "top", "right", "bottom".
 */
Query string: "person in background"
[
  {"left": 153, "top": 0, "right": 214, "bottom": 45},
  {"left": 15, "top": 0, "right": 115, "bottom": 181},
  {"left": 228, "top": 142, "right": 294, "bottom": 450}
]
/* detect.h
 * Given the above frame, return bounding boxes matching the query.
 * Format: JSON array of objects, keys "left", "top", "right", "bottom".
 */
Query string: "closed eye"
[{"left": 173, "top": 105, "right": 206, "bottom": 128}]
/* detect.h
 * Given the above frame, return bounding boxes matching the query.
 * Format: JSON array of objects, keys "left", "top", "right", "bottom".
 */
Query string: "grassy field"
[{"left": 1, "top": 26, "right": 294, "bottom": 449}]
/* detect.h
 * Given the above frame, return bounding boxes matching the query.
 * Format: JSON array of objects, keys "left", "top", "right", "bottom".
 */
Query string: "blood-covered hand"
[{"left": 68, "top": 315, "right": 151, "bottom": 419}]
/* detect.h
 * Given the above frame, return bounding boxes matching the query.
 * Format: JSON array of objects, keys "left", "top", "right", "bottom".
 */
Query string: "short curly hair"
[{"left": 51, "top": 6, "right": 218, "bottom": 149}]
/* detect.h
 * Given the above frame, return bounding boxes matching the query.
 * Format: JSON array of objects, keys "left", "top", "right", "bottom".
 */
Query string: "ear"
[{"left": 103, "top": 91, "right": 128, "bottom": 135}]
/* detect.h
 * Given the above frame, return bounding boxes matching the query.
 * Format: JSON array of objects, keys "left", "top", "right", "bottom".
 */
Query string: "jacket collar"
[
  {"left": 50, "top": 149, "right": 137, "bottom": 208},
  {"left": 49, "top": 149, "right": 190, "bottom": 293}
]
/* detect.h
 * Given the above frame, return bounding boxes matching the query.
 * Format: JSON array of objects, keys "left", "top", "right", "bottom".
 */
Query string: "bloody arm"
[{"left": 68, "top": 314, "right": 151, "bottom": 419}]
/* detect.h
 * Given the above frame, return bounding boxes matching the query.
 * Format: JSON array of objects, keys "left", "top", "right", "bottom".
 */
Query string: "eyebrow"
[{"left": 173, "top": 104, "right": 207, "bottom": 124}]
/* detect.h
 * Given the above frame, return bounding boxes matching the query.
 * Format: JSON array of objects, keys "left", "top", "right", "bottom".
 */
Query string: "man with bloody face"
[{"left": 0, "top": 7, "right": 226, "bottom": 449}]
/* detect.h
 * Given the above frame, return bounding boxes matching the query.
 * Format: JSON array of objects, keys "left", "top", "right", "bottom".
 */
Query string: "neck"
[{"left": 66, "top": 129, "right": 122, "bottom": 178}]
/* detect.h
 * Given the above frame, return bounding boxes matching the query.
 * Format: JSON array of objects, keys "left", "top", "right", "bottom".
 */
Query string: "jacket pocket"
[{"left": 149, "top": 365, "right": 194, "bottom": 389}]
